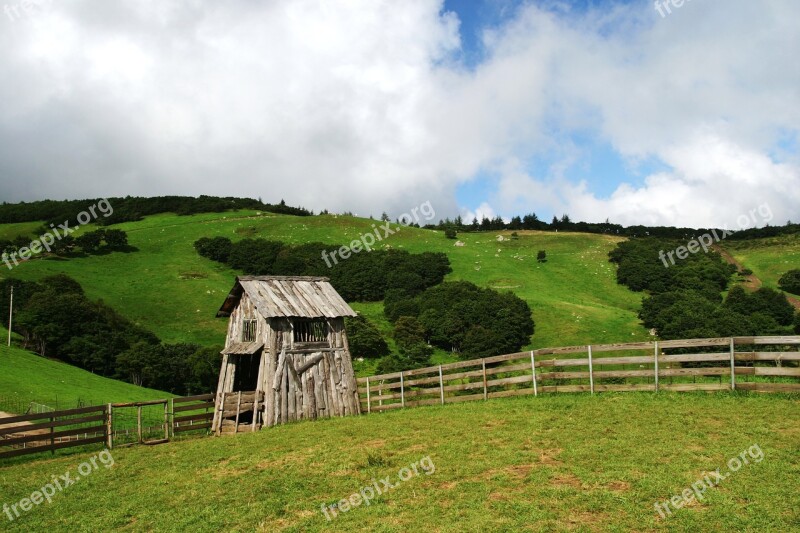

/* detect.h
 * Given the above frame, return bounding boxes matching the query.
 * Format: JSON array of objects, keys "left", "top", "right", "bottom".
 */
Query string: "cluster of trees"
[
  {"left": 1, "top": 275, "right": 220, "bottom": 394},
  {"left": 0, "top": 196, "right": 311, "bottom": 227},
  {"left": 377, "top": 281, "right": 534, "bottom": 371},
  {"left": 608, "top": 238, "right": 799, "bottom": 339},
  {"left": 1, "top": 229, "right": 129, "bottom": 259},
  {"left": 779, "top": 269, "right": 800, "bottom": 295},
  {"left": 194, "top": 237, "right": 452, "bottom": 302}
]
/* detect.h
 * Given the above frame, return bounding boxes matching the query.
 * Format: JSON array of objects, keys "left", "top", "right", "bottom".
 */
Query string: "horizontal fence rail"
[{"left": 357, "top": 336, "right": 800, "bottom": 413}]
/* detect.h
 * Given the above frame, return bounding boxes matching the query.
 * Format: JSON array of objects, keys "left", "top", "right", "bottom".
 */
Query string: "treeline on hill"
[
  {"left": 1, "top": 276, "right": 220, "bottom": 394},
  {"left": 0, "top": 196, "right": 311, "bottom": 227},
  {"left": 194, "top": 236, "right": 452, "bottom": 302},
  {"left": 608, "top": 238, "right": 800, "bottom": 339},
  {"left": 195, "top": 236, "right": 535, "bottom": 371},
  {"left": 433, "top": 214, "right": 800, "bottom": 241},
  {"left": 1, "top": 228, "right": 130, "bottom": 260}
]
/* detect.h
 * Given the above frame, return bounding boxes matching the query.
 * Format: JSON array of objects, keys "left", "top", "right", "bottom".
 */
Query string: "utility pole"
[{"left": 7, "top": 285, "right": 12, "bottom": 347}]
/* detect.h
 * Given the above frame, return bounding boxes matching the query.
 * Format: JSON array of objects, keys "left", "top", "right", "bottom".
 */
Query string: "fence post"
[
  {"left": 730, "top": 337, "right": 736, "bottom": 391},
  {"left": 50, "top": 413, "right": 55, "bottom": 455},
  {"left": 530, "top": 351, "right": 538, "bottom": 396},
  {"left": 137, "top": 406, "right": 143, "bottom": 444},
  {"left": 482, "top": 360, "right": 488, "bottom": 400},
  {"left": 654, "top": 341, "right": 659, "bottom": 392},
  {"left": 163, "top": 400, "right": 170, "bottom": 441},
  {"left": 400, "top": 372, "right": 405, "bottom": 408},
  {"left": 366, "top": 377, "right": 371, "bottom": 414},
  {"left": 587, "top": 345, "right": 594, "bottom": 394},
  {"left": 106, "top": 403, "right": 113, "bottom": 449},
  {"left": 439, "top": 366, "right": 444, "bottom": 405}
]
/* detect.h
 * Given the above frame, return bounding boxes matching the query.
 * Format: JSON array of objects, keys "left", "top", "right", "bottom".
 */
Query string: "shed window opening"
[
  {"left": 242, "top": 319, "right": 258, "bottom": 342},
  {"left": 293, "top": 320, "right": 329, "bottom": 344}
]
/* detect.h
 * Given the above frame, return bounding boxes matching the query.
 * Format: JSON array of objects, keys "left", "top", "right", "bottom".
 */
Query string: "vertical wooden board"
[
  {"left": 286, "top": 355, "right": 297, "bottom": 421},
  {"left": 325, "top": 352, "right": 342, "bottom": 417},
  {"left": 314, "top": 361, "right": 326, "bottom": 417},
  {"left": 263, "top": 327, "right": 276, "bottom": 427},
  {"left": 318, "top": 358, "right": 331, "bottom": 417},
  {"left": 301, "top": 364, "right": 310, "bottom": 420},
  {"left": 281, "top": 361, "right": 289, "bottom": 423}
]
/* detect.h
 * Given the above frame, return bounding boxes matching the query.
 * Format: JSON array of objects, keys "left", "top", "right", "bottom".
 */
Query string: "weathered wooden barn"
[{"left": 211, "top": 276, "right": 361, "bottom": 434}]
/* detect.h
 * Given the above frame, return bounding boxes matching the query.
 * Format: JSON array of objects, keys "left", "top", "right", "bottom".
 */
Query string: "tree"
[
  {"left": 102, "top": 229, "right": 129, "bottom": 249},
  {"left": 380, "top": 212, "right": 390, "bottom": 222},
  {"left": 345, "top": 315, "right": 388, "bottom": 359},
  {"left": 194, "top": 236, "right": 234, "bottom": 263},
  {"left": 778, "top": 269, "right": 800, "bottom": 295},
  {"left": 75, "top": 231, "right": 103, "bottom": 253},
  {"left": 227, "top": 238, "right": 284, "bottom": 275},
  {"left": 444, "top": 226, "right": 457, "bottom": 239},
  {"left": 393, "top": 316, "right": 426, "bottom": 349},
  {"left": 537, "top": 250, "right": 547, "bottom": 263}
]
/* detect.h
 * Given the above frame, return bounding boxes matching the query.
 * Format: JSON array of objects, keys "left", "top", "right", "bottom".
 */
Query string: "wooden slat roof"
[{"left": 216, "top": 276, "right": 357, "bottom": 319}]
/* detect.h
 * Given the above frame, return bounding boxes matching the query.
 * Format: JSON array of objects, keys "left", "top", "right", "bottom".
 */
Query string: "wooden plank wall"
[
  {"left": 266, "top": 317, "right": 360, "bottom": 426},
  {"left": 357, "top": 336, "right": 800, "bottom": 413}
]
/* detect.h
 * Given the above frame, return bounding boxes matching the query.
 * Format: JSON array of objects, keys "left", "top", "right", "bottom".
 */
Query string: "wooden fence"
[
  {"left": 357, "top": 336, "right": 800, "bottom": 413},
  {"left": 0, "top": 394, "right": 215, "bottom": 460},
  {"left": 0, "top": 405, "right": 108, "bottom": 459}
]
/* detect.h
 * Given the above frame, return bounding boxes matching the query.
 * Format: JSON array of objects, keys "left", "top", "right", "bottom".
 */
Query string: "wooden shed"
[{"left": 211, "top": 276, "right": 361, "bottom": 434}]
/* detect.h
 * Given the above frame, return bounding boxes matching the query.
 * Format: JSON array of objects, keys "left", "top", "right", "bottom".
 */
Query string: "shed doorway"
[{"left": 232, "top": 353, "right": 261, "bottom": 392}]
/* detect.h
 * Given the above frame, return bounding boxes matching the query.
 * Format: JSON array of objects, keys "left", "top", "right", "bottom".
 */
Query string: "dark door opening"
[{"left": 232, "top": 353, "right": 261, "bottom": 391}]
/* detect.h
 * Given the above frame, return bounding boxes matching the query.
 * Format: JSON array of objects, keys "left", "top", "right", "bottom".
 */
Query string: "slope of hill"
[
  {"left": 0, "top": 392, "right": 797, "bottom": 531},
  {"left": 722, "top": 234, "right": 800, "bottom": 291},
  {"left": 0, "top": 211, "right": 649, "bottom": 351},
  {"left": 0, "top": 327, "right": 170, "bottom": 413}
]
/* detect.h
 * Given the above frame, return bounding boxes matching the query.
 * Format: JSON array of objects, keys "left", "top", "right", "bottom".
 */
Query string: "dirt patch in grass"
[
  {"left": 605, "top": 481, "right": 631, "bottom": 492},
  {"left": 538, "top": 448, "right": 564, "bottom": 467},
  {"left": 566, "top": 510, "right": 609, "bottom": 531},
  {"left": 551, "top": 473, "right": 583, "bottom": 489}
]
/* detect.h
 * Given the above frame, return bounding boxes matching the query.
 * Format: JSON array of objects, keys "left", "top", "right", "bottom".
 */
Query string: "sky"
[{"left": 0, "top": 0, "right": 798, "bottom": 229}]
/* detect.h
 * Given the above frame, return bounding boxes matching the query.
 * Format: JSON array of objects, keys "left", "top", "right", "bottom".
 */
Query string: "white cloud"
[{"left": 0, "top": 0, "right": 797, "bottom": 228}]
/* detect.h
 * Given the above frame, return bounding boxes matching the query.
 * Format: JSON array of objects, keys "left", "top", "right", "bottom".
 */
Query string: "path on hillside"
[{"left": 715, "top": 245, "right": 800, "bottom": 310}]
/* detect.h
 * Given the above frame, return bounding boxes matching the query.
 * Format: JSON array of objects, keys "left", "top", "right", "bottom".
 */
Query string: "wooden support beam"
[
  {"left": 439, "top": 366, "right": 444, "bottom": 405},
  {"left": 366, "top": 377, "right": 371, "bottom": 414},
  {"left": 654, "top": 341, "right": 659, "bottom": 392},
  {"left": 234, "top": 391, "right": 242, "bottom": 433}
]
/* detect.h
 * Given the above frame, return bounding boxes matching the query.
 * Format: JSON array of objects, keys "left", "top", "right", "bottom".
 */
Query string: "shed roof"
[{"left": 216, "top": 276, "right": 357, "bottom": 319}]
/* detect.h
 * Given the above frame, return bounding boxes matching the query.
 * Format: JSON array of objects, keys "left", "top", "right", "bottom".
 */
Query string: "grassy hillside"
[
  {"left": 723, "top": 234, "right": 800, "bottom": 290},
  {"left": 0, "top": 326, "right": 170, "bottom": 413},
  {"left": 0, "top": 211, "right": 649, "bottom": 352},
  {"left": 0, "top": 392, "right": 797, "bottom": 531}
]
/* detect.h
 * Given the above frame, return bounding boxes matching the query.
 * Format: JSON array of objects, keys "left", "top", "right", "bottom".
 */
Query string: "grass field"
[
  {"left": 0, "top": 326, "right": 170, "bottom": 413},
  {"left": 723, "top": 234, "right": 800, "bottom": 290},
  {"left": 0, "top": 392, "right": 797, "bottom": 532},
  {"left": 0, "top": 211, "right": 649, "bottom": 351}
]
